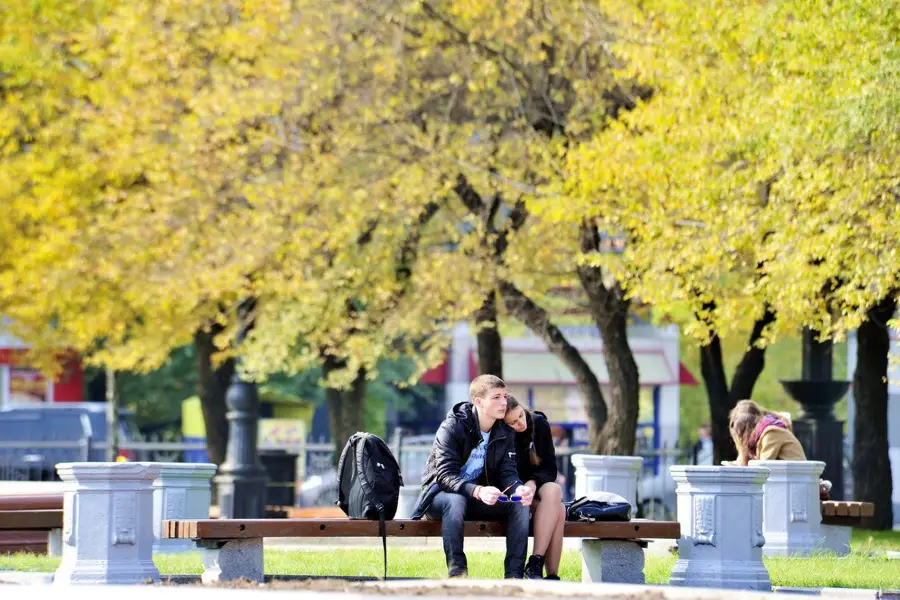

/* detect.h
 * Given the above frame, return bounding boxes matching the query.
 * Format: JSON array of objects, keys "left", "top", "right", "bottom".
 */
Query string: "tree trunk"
[
  {"left": 701, "top": 308, "right": 775, "bottom": 464},
  {"left": 700, "top": 334, "right": 733, "bottom": 463},
  {"left": 474, "top": 291, "right": 503, "bottom": 378},
  {"left": 576, "top": 223, "right": 640, "bottom": 455},
  {"left": 499, "top": 280, "right": 607, "bottom": 442},
  {"left": 194, "top": 327, "right": 235, "bottom": 466},
  {"left": 853, "top": 295, "right": 896, "bottom": 530},
  {"left": 594, "top": 301, "right": 640, "bottom": 455},
  {"left": 728, "top": 308, "right": 776, "bottom": 402},
  {"left": 324, "top": 356, "right": 368, "bottom": 461}
]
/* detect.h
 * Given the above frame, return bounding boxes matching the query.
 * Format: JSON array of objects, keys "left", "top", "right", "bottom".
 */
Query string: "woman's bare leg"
[
  {"left": 544, "top": 503, "right": 566, "bottom": 576},
  {"left": 531, "top": 482, "right": 563, "bottom": 557}
]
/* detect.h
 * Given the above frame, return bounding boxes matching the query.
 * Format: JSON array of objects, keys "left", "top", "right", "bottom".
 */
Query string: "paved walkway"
[{"left": 0, "top": 574, "right": 897, "bottom": 599}]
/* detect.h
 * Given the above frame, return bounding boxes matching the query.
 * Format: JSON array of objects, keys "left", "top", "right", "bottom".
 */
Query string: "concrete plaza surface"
[{"left": 1, "top": 573, "right": 898, "bottom": 599}]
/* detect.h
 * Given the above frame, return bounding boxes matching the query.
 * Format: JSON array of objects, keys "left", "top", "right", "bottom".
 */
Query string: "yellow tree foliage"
[
  {"left": 2, "top": 0, "right": 655, "bottom": 454},
  {"left": 565, "top": 0, "right": 900, "bottom": 344},
  {"left": 1, "top": 0, "right": 487, "bottom": 391}
]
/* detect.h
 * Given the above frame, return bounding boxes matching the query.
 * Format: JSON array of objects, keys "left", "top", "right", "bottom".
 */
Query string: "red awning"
[{"left": 679, "top": 362, "right": 699, "bottom": 386}]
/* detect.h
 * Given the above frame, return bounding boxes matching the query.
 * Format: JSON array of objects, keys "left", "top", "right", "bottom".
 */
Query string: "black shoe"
[
  {"left": 524, "top": 555, "right": 545, "bottom": 579},
  {"left": 545, "top": 574, "right": 560, "bottom": 581},
  {"left": 448, "top": 568, "right": 468, "bottom": 578}
]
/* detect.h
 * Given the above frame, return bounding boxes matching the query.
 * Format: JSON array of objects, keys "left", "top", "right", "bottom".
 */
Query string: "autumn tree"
[
  {"left": 568, "top": 0, "right": 900, "bottom": 517},
  {"left": 0, "top": 1, "right": 472, "bottom": 461},
  {"left": 281, "top": 0, "right": 655, "bottom": 454}
]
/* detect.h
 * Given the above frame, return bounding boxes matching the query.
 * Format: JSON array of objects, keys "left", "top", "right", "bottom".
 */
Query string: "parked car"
[{"left": 0, "top": 403, "right": 143, "bottom": 481}]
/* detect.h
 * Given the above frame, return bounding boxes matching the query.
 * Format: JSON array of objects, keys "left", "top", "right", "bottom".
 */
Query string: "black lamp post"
[
  {"left": 780, "top": 328, "right": 849, "bottom": 500},
  {"left": 214, "top": 300, "right": 268, "bottom": 518}
]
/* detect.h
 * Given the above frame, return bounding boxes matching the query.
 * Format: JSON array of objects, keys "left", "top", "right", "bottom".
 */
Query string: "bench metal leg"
[
  {"left": 581, "top": 539, "right": 645, "bottom": 584},
  {"left": 201, "top": 538, "right": 264, "bottom": 583}
]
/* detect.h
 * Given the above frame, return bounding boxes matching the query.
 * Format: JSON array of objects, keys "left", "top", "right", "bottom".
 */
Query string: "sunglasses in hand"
[
  {"left": 496, "top": 495, "right": 522, "bottom": 503},
  {"left": 495, "top": 483, "right": 523, "bottom": 503}
]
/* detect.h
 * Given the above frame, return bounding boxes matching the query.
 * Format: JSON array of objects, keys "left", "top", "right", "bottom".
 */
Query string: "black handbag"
[{"left": 565, "top": 495, "right": 633, "bottom": 522}]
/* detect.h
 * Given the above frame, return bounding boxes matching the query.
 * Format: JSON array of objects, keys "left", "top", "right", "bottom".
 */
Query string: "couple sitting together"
[
  {"left": 409, "top": 374, "right": 824, "bottom": 580},
  {"left": 410, "top": 374, "right": 563, "bottom": 580}
]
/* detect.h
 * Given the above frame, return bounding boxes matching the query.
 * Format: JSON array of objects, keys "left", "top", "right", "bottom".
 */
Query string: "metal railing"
[{"left": 0, "top": 433, "right": 695, "bottom": 520}]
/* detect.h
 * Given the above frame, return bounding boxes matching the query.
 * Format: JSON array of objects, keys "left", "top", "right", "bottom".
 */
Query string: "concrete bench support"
[
  {"left": 200, "top": 538, "right": 264, "bottom": 583},
  {"left": 54, "top": 462, "right": 161, "bottom": 585},
  {"left": 820, "top": 524, "right": 851, "bottom": 555},
  {"left": 750, "top": 460, "right": 825, "bottom": 557},
  {"left": 581, "top": 539, "right": 645, "bottom": 584},
  {"left": 669, "top": 466, "right": 771, "bottom": 592},
  {"left": 48, "top": 528, "right": 63, "bottom": 557}
]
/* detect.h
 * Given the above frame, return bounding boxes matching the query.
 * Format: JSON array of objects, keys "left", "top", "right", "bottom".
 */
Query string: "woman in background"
[
  {"left": 728, "top": 399, "right": 806, "bottom": 464},
  {"left": 728, "top": 399, "right": 831, "bottom": 498}
]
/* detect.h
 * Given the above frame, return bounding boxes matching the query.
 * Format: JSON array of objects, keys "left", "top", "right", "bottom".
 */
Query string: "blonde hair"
[
  {"left": 506, "top": 395, "right": 541, "bottom": 466},
  {"left": 729, "top": 399, "right": 792, "bottom": 456},
  {"left": 469, "top": 374, "right": 505, "bottom": 401}
]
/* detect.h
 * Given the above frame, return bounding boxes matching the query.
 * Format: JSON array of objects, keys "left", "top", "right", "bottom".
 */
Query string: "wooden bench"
[
  {"left": 164, "top": 518, "right": 680, "bottom": 584},
  {"left": 0, "top": 494, "right": 64, "bottom": 555},
  {"left": 820, "top": 500, "right": 875, "bottom": 526},
  {"left": 819, "top": 500, "right": 875, "bottom": 556}
]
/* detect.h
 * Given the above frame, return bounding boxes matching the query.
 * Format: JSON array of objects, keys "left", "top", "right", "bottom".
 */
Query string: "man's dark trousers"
[{"left": 427, "top": 491, "right": 530, "bottom": 578}]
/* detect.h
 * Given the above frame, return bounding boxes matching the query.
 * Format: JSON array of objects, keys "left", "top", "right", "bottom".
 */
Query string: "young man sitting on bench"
[{"left": 411, "top": 375, "right": 534, "bottom": 579}]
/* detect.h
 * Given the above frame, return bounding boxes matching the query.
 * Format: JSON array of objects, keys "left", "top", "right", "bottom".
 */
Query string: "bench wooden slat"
[
  {"left": 0, "top": 495, "right": 64, "bottom": 511},
  {"left": 0, "top": 530, "right": 49, "bottom": 555},
  {"left": 162, "top": 518, "right": 679, "bottom": 541},
  {"left": 0, "top": 509, "right": 63, "bottom": 530},
  {"left": 820, "top": 500, "right": 875, "bottom": 524}
]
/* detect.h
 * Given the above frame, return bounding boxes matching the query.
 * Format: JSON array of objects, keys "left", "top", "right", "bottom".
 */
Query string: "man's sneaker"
[
  {"left": 544, "top": 574, "right": 560, "bottom": 581},
  {"left": 524, "top": 554, "right": 545, "bottom": 579},
  {"left": 448, "top": 568, "right": 468, "bottom": 579}
]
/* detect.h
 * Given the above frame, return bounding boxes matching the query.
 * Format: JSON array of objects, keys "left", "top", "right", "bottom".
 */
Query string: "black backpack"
[{"left": 336, "top": 432, "right": 403, "bottom": 578}]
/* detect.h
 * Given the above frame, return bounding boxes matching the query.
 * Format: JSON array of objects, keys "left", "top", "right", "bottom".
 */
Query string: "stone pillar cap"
[
  {"left": 571, "top": 454, "right": 644, "bottom": 469},
  {"left": 56, "top": 462, "right": 162, "bottom": 482},
  {"left": 669, "top": 465, "right": 769, "bottom": 485},
  {"left": 748, "top": 460, "right": 825, "bottom": 474},
  {"left": 155, "top": 463, "right": 219, "bottom": 478}
]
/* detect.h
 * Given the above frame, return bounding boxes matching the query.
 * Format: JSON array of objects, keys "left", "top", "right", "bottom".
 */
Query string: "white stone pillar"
[
  {"left": 669, "top": 466, "right": 771, "bottom": 592},
  {"left": 572, "top": 454, "right": 642, "bottom": 512},
  {"left": 750, "top": 460, "right": 825, "bottom": 557},
  {"left": 54, "top": 462, "right": 161, "bottom": 585},
  {"left": 152, "top": 463, "right": 217, "bottom": 554},
  {"left": 394, "top": 485, "right": 420, "bottom": 520}
]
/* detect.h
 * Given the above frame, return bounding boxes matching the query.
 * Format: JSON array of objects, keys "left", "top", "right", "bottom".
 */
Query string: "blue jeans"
[{"left": 426, "top": 491, "right": 530, "bottom": 578}]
